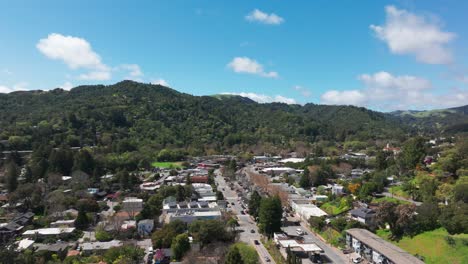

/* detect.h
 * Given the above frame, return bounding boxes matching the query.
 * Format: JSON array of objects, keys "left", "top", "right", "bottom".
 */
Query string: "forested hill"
[
  {"left": 390, "top": 105, "right": 468, "bottom": 134},
  {"left": 0, "top": 80, "right": 445, "bottom": 153}
]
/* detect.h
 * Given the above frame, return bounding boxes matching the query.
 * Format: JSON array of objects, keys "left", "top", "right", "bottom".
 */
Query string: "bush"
[{"left": 96, "top": 230, "right": 113, "bottom": 242}]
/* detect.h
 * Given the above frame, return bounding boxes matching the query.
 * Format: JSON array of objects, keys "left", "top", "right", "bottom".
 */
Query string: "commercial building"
[
  {"left": 291, "top": 199, "right": 327, "bottom": 221},
  {"left": 346, "top": 228, "right": 424, "bottom": 264}
]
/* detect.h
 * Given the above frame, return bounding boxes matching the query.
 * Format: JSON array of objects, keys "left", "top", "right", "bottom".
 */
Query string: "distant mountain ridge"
[{"left": 0, "top": 81, "right": 466, "bottom": 152}]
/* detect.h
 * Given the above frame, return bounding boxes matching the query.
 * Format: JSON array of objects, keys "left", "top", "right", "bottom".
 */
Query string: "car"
[
  {"left": 264, "top": 256, "right": 271, "bottom": 262},
  {"left": 231, "top": 202, "right": 235, "bottom": 205},
  {"left": 254, "top": 240, "right": 260, "bottom": 245},
  {"left": 250, "top": 229, "right": 255, "bottom": 233},
  {"left": 240, "top": 211, "right": 245, "bottom": 215},
  {"left": 352, "top": 257, "right": 363, "bottom": 263}
]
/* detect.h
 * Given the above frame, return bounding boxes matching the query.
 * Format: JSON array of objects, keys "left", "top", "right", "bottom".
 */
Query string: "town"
[{"left": 0, "top": 135, "right": 466, "bottom": 263}]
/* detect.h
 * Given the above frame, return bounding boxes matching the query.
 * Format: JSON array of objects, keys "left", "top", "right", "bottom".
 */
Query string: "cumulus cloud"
[
  {"left": 227, "top": 57, "right": 278, "bottom": 78},
  {"left": 370, "top": 6, "right": 456, "bottom": 64},
  {"left": 151, "top": 79, "right": 170, "bottom": 87},
  {"left": 60, "top": 81, "right": 74, "bottom": 91},
  {"left": 246, "top": 9, "right": 284, "bottom": 25},
  {"left": 321, "top": 71, "right": 467, "bottom": 110},
  {"left": 0, "top": 82, "right": 29, "bottom": 93},
  {"left": 37, "top": 33, "right": 111, "bottom": 80},
  {"left": 321, "top": 90, "right": 367, "bottom": 106},
  {"left": 119, "top": 64, "right": 143, "bottom": 78},
  {"left": 293, "top": 85, "right": 312, "bottom": 97},
  {"left": 222, "top": 92, "right": 296, "bottom": 104}
]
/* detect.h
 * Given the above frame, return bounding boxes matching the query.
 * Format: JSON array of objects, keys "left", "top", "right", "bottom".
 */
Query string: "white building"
[{"left": 290, "top": 200, "right": 327, "bottom": 221}]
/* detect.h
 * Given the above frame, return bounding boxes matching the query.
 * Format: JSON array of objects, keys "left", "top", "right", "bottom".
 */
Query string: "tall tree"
[
  {"left": 171, "top": 233, "right": 190, "bottom": 261},
  {"left": 73, "top": 149, "right": 95, "bottom": 174},
  {"left": 74, "top": 209, "right": 90, "bottom": 230},
  {"left": 248, "top": 191, "right": 262, "bottom": 219},
  {"left": 5, "top": 161, "right": 18, "bottom": 192},
  {"left": 400, "top": 137, "right": 426, "bottom": 170},
  {"left": 258, "top": 196, "right": 283, "bottom": 237},
  {"left": 299, "top": 167, "right": 311, "bottom": 188}
]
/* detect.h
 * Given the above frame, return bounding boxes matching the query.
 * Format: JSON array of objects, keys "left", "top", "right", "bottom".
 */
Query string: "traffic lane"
[
  {"left": 215, "top": 174, "right": 276, "bottom": 264},
  {"left": 299, "top": 222, "right": 348, "bottom": 263}
]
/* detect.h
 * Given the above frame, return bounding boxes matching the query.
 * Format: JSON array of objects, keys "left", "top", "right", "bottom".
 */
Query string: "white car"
[{"left": 352, "top": 256, "right": 362, "bottom": 263}]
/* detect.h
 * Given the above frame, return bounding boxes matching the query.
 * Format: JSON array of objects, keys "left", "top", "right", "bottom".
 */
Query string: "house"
[
  {"left": 34, "top": 242, "right": 71, "bottom": 254},
  {"left": 350, "top": 208, "right": 376, "bottom": 226},
  {"left": 122, "top": 197, "right": 143, "bottom": 213},
  {"left": 50, "top": 220, "right": 75, "bottom": 228},
  {"left": 190, "top": 176, "right": 209, "bottom": 184},
  {"left": 23, "top": 227, "right": 75, "bottom": 237},
  {"left": 346, "top": 229, "right": 424, "bottom": 264},
  {"left": 80, "top": 240, "right": 123, "bottom": 255},
  {"left": 332, "top": 184, "right": 344, "bottom": 196},
  {"left": 0, "top": 222, "right": 23, "bottom": 243},
  {"left": 383, "top": 143, "right": 401, "bottom": 155},
  {"left": 13, "top": 212, "right": 34, "bottom": 226},
  {"left": 137, "top": 219, "right": 154, "bottom": 236}
]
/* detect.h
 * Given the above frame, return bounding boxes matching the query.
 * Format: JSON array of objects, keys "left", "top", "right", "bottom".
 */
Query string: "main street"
[
  {"left": 243, "top": 165, "right": 349, "bottom": 264},
  {"left": 215, "top": 170, "right": 276, "bottom": 264}
]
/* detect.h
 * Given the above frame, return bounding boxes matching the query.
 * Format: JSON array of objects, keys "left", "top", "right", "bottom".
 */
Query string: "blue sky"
[{"left": 1, "top": 0, "right": 467, "bottom": 111}]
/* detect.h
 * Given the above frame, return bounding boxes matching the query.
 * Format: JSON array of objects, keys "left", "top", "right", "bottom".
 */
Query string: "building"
[
  {"left": 162, "top": 201, "right": 222, "bottom": 224},
  {"left": 0, "top": 222, "right": 23, "bottom": 243},
  {"left": 137, "top": 219, "right": 154, "bottom": 236},
  {"left": 23, "top": 227, "right": 75, "bottom": 237},
  {"left": 346, "top": 228, "right": 424, "bottom": 264},
  {"left": 190, "top": 176, "right": 209, "bottom": 184},
  {"left": 50, "top": 220, "right": 75, "bottom": 228},
  {"left": 122, "top": 197, "right": 143, "bottom": 213},
  {"left": 80, "top": 240, "right": 123, "bottom": 255},
  {"left": 331, "top": 184, "right": 344, "bottom": 196},
  {"left": 350, "top": 208, "right": 376, "bottom": 226},
  {"left": 290, "top": 199, "right": 327, "bottom": 221}
]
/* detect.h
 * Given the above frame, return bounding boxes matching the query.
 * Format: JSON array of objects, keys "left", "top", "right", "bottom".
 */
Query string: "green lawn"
[
  {"left": 371, "top": 196, "right": 411, "bottom": 205},
  {"left": 377, "top": 228, "right": 468, "bottom": 264},
  {"left": 151, "top": 161, "right": 183, "bottom": 168},
  {"left": 388, "top": 186, "right": 410, "bottom": 199},
  {"left": 320, "top": 199, "right": 351, "bottom": 215}
]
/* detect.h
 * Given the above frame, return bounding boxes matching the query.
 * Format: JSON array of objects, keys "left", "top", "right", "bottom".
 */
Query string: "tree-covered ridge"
[{"left": 0, "top": 80, "right": 412, "bottom": 153}]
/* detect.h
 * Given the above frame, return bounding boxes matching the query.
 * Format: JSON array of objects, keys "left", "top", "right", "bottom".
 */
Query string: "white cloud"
[
  {"left": 37, "top": 33, "right": 111, "bottom": 80},
  {"left": 227, "top": 57, "right": 278, "bottom": 78},
  {"left": 370, "top": 6, "right": 456, "bottom": 64},
  {"left": 293, "top": 85, "right": 311, "bottom": 97},
  {"left": 245, "top": 9, "right": 284, "bottom": 25},
  {"left": 151, "top": 79, "right": 170, "bottom": 87},
  {"left": 119, "top": 64, "right": 143, "bottom": 78},
  {"left": 0, "top": 82, "right": 29, "bottom": 93},
  {"left": 321, "top": 90, "right": 367, "bottom": 106},
  {"left": 79, "top": 71, "right": 111, "bottom": 81},
  {"left": 321, "top": 71, "right": 468, "bottom": 110},
  {"left": 60, "top": 81, "right": 74, "bottom": 91},
  {"left": 222, "top": 92, "right": 296, "bottom": 104}
]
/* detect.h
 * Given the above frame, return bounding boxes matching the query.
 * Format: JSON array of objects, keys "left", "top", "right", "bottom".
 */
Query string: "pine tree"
[{"left": 74, "top": 209, "right": 90, "bottom": 230}]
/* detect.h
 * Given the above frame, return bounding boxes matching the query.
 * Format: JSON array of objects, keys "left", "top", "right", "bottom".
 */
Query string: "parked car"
[
  {"left": 352, "top": 256, "right": 363, "bottom": 263},
  {"left": 250, "top": 229, "right": 255, "bottom": 233},
  {"left": 254, "top": 240, "right": 260, "bottom": 245}
]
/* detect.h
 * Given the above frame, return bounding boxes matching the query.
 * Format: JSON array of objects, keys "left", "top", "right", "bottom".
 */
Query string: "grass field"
[
  {"left": 320, "top": 201, "right": 350, "bottom": 215},
  {"left": 319, "top": 227, "right": 344, "bottom": 248},
  {"left": 151, "top": 161, "right": 183, "bottom": 168},
  {"left": 371, "top": 196, "right": 411, "bottom": 204},
  {"left": 262, "top": 239, "right": 285, "bottom": 263},
  {"left": 377, "top": 228, "right": 468, "bottom": 264}
]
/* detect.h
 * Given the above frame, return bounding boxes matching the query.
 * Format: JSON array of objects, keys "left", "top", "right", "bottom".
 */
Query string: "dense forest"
[{"left": 0, "top": 81, "right": 466, "bottom": 156}]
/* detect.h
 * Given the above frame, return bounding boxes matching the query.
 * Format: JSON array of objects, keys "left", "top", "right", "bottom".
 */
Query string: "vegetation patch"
[
  {"left": 151, "top": 161, "right": 183, "bottom": 168},
  {"left": 377, "top": 228, "right": 468, "bottom": 264}
]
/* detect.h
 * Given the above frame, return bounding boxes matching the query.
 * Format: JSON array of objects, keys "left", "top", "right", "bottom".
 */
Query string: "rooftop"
[{"left": 346, "top": 229, "right": 424, "bottom": 264}]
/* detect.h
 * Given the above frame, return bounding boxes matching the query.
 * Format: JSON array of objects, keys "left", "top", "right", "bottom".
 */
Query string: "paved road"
[
  {"left": 383, "top": 188, "right": 422, "bottom": 206},
  {"left": 215, "top": 171, "right": 276, "bottom": 264},
  {"left": 243, "top": 165, "right": 348, "bottom": 264}
]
